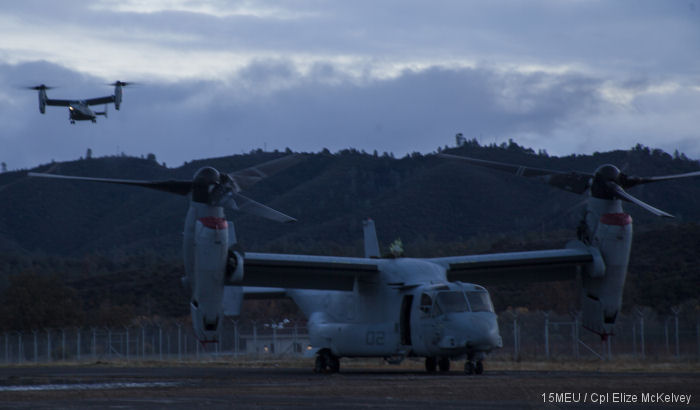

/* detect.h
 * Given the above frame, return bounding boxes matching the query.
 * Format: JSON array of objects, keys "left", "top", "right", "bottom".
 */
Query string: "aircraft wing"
[
  {"left": 45, "top": 98, "right": 73, "bottom": 107},
  {"left": 430, "top": 248, "right": 594, "bottom": 286},
  {"left": 85, "top": 96, "right": 115, "bottom": 106},
  {"left": 236, "top": 253, "right": 380, "bottom": 291}
]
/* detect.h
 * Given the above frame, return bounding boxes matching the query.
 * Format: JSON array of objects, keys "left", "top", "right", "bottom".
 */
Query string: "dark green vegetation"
[{"left": 0, "top": 141, "right": 699, "bottom": 330}]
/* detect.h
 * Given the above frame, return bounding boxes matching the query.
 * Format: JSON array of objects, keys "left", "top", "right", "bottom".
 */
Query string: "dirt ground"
[{"left": 0, "top": 360, "right": 698, "bottom": 409}]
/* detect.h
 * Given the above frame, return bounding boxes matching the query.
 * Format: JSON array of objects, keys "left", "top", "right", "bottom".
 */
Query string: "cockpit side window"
[
  {"left": 466, "top": 291, "right": 494, "bottom": 313},
  {"left": 436, "top": 291, "right": 469, "bottom": 313},
  {"left": 419, "top": 293, "right": 433, "bottom": 316}
]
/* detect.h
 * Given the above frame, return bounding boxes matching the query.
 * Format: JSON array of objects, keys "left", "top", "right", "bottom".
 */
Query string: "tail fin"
[{"left": 363, "top": 218, "right": 380, "bottom": 258}]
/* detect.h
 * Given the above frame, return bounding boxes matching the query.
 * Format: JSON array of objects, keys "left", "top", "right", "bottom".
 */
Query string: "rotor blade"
[
  {"left": 438, "top": 153, "right": 593, "bottom": 194},
  {"left": 608, "top": 182, "right": 674, "bottom": 218},
  {"left": 230, "top": 192, "right": 296, "bottom": 223},
  {"left": 229, "top": 154, "right": 302, "bottom": 191},
  {"left": 25, "top": 85, "right": 53, "bottom": 90},
  {"left": 623, "top": 170, "right": 700, "bottom": 188},
  {"left": 28, "top": 172, "right": 192, "bottom": 195}
]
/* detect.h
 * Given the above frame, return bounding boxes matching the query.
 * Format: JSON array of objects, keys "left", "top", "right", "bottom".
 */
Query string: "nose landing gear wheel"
[
  {"left": 314, "top": 349, "right": 340, "bottom": 374},
  {"left": 425, "top": 357, "right": 437, "bottom": 373},
  {"left": 464, "top": 360, "right": 484, "bottom": 375},
  {"left": 438, "top": 357, "right": 450, "bottom": 372},
  {"left": 465, "top": 361, "right": 475, "bottom": 375}
]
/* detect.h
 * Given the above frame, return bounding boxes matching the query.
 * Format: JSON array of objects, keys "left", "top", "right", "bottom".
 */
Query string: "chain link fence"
[{"left": 2, "top": 310, "right": 699, "bottom": 364}]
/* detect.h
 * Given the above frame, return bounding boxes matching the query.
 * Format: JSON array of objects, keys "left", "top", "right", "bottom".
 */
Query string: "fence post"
[
  {"left": 695, "top": 320, "right": 700, "bottom": 357},
  {"left": 253, "top": 321, "right": 258, "bottom": 357},
  {"left": 273, "top": 325, "right": 277, "bottom": 355},
  {"left": 76, "top": 328, "right": 81, "bottom": 361},
  {"left": 640, "top": 315, "right": 645, "bottom": 360},
  {"left": 17, "top": 332, "right": 23, "bottom": 364},
  {"left": 233, "top": 320, "right": 239, "bottom": 357},
  {"left": 33, "top": 330, "right": 38, "bottom": 363},
  {"left": 141, "top": 325, "right": 146, "bottom": 359},
  {"left": 92, "top": 328, "right": 97, "bottom": 360},
  {"left": 697, "top": 320, "right": 700, "bottom": 358},
  {"left": 671, "top": 307, "right": 680, "bottom": 358},
  {"left": 107, "top": 327, "right": 112, "bottom": 359},
  {"left": 664, "top": 317, "right": 670, "bottom": 356},
  {"left": 4, "top": 332, "right": 8, "bottom": 364},
  {"left": 158, "top": 325, "right": 163, "bottom": 361},
  {"left": 544, "top": 312, "right": 550, "bottom": 360},
  {"left": 61, "top": 329, "right": 66, "bottom": 361},
  {"left": 632, "top": 323, "right": 637, "bottom": 357},
  {"left": 46, "top": 329, "right": 52, "bottom": 362},
  {"left": 176, "top": 323, "right": 182, "bottom": 361},
  {"left": 293, "top": 322, "right": 298, "bottom": 356},
  {"left": 125, "top": 327, "right": 130, "bottom": 362}
]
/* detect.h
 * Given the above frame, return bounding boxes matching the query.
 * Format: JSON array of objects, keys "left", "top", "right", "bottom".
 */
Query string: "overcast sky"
[{"left": 1, "top": 0, "right": 698, "bottom": 170}]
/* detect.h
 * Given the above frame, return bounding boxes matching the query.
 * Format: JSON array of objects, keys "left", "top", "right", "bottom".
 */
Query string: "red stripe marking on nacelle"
[
  {"left": 198, "top": 217, "right": 228, "bottom": 230},
  {"left": 600, "top": 213, "right": 632, "bottom": 226}
]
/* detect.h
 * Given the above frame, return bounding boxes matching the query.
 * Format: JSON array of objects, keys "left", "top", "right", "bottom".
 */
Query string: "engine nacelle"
[
  {"left": 580, "top": 199, "right": 633, "bottom": 338},
  {"left": 114, "top": 83, "right": 122, "bottom": 110},
  {"left": 190, "top": 216, "right": 228, "bottom": 342},
  {"left": 38, "top": 88, "right": 46, "bottom": 114}
]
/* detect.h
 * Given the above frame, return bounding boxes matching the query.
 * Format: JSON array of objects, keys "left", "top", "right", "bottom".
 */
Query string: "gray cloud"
[{"left": 1, "top": 1, "right": 698, "bottom": 169}]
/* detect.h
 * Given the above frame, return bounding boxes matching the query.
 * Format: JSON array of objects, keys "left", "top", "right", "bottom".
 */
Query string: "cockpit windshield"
[
  {"left": 466, "top": 291, "right": 494, "bottom": 313},
  {"left": 435, "top": 291, "right": 469, "bottom": 313}
]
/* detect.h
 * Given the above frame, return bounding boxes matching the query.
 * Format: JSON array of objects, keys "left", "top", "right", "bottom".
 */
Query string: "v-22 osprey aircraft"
[
  {"left": 27, "top": 81, "right": 130, "bottom": 123},
  {"left": 28, "top": 153, "right": 700, "bottom": 374}
]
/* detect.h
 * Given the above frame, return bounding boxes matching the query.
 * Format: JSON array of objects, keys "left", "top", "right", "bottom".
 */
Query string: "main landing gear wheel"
[
  {"left": 438, "top": 357, "right": 450, "bottom": 372},
  {"left": 464, "top": 360, "right": 484, "bottom": 375},
  {"left": 314, "top": 349, "right": 340, "bottom": 374},
  {"left": 425, "top": 357, "right": 437, "bottom": 373}
]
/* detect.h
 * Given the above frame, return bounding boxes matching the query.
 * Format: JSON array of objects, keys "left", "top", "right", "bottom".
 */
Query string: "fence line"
[{"left": 2, "top": 311, "right": 699, "bottom": 364}]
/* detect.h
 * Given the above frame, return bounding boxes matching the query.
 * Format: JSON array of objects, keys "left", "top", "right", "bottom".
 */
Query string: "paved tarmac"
[{"left": 0, "top": 364, "right": 697, "bottom": 409}]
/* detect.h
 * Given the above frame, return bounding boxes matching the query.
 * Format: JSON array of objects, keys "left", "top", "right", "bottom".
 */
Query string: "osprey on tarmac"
[{"left": 29, "top": 153, "right": 700, "bottom": 374}]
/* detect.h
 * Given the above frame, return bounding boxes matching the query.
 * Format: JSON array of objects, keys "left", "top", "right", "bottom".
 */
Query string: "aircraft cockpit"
[{"left": 418, "top": 284, "right": 494, "bottom": 317}]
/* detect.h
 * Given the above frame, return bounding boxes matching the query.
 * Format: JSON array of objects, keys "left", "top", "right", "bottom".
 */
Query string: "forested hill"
[
  {"left": 1, "top": 141, "right": 700, "bottom": 257},
  {"left": 1, "top": 141, "right": 699, "bottom": 328}
]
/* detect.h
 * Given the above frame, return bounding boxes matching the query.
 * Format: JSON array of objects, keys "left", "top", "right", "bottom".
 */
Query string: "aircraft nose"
[{"left": 466, "top": 314, "right": 502, "bottom": 350}]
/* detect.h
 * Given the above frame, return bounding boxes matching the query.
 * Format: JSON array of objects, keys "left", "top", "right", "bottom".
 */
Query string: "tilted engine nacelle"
[
  {"left": 114, "top": 83, "right": 122, "bottom": 110},
  {"left": 579, "top": 198, "right": 633, "bottom": 337},
  {"left": 38, "top": 88, "right": 46, "bottom": 114},
  {"left": 189, "top": 216, "right": 229, "bottom": 342}
]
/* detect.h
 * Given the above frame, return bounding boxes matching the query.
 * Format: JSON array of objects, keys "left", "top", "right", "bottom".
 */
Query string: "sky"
[{"left": 0, "top": 0, "right": 699, "bottom": 170}]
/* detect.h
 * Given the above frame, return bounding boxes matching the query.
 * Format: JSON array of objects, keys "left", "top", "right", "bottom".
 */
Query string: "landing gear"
[
  {"left": 425, "top": 357, "right": 437, "bottom": 373},
  {"left": 438, "top": 357, "right": 450, "bottom": 372},
  {"left": 314, "top": 349, "right": 340, "bottom": 374},
  {"left": 425, "top": 357, "right": 450, "bottom": 373},
  {"left": 464, "top": 360, "right": 484, "bottom": 375}
]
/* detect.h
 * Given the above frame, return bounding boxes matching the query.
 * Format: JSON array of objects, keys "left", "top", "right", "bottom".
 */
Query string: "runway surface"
[{"left": 0, "top": 364, "right": 697, "bottom": 409}]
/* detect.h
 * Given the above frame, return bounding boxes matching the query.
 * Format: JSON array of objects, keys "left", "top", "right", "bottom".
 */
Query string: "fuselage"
[
  {"left": 290, "top": 258, "right": 502, "bottom": 361},
  {"left": 69, "top": 102, "right": 96, "bottom": 122}
]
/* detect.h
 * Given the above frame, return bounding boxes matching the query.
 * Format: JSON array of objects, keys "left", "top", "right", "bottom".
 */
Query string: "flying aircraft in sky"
[
  {"left": 26, "top": 81, "right": 130, "bottom": 124},
  {"left": 27, "top": 153, "right": 700, "bottom": 375}
]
